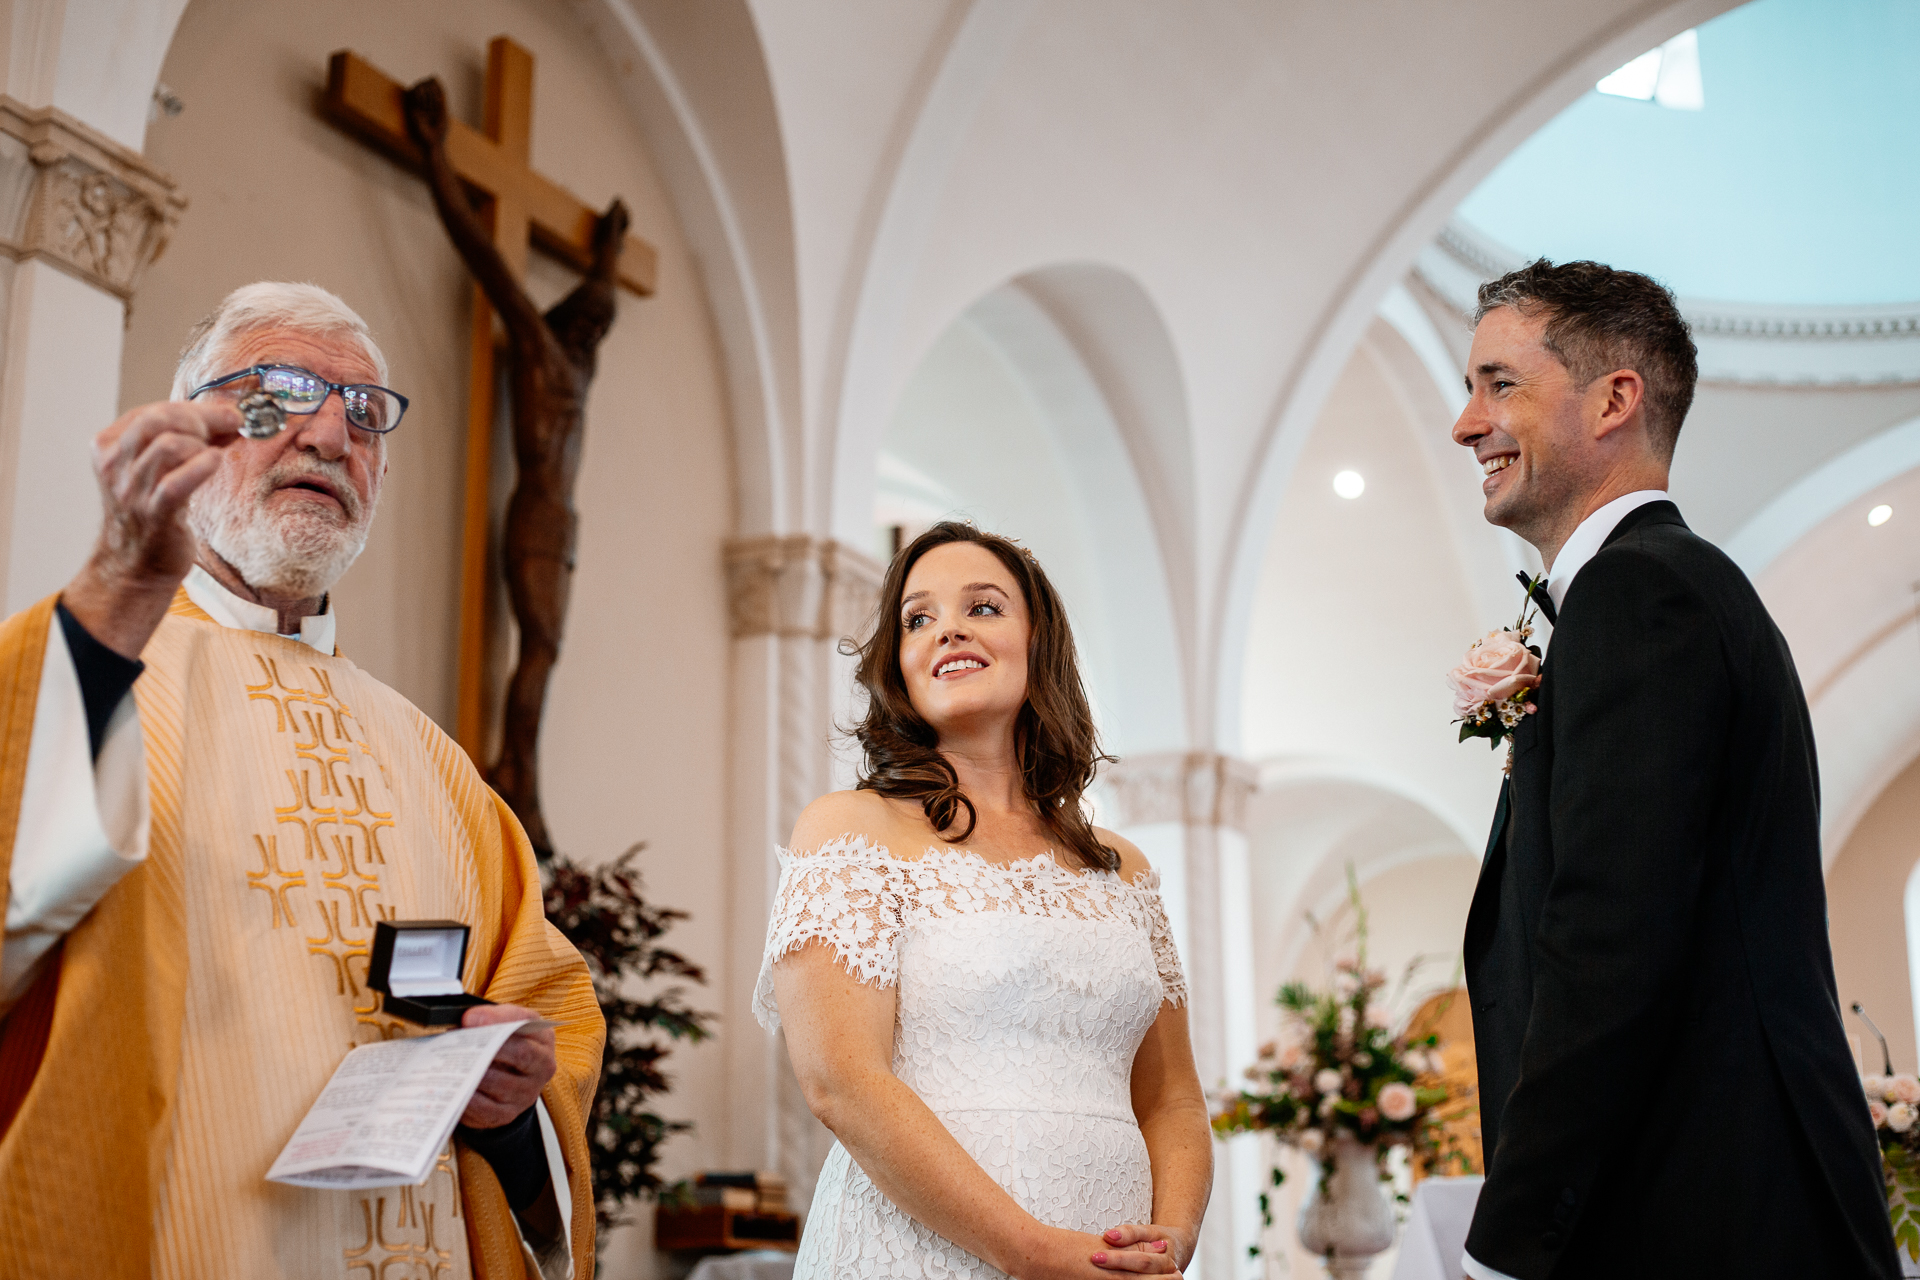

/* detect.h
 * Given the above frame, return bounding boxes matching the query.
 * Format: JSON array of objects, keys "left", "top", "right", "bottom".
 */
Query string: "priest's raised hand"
[
  {"left": 62, "top": 397, "right": 242, "bottom": 658},
  {"left": 0, "top": 282, "right": 605, "bottom": 1280}
]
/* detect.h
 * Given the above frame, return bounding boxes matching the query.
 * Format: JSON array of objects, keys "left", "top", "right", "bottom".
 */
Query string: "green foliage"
[
  {"left": 1886, "top": 1144, "right": 1920, "bottom": 1261},
  {"left": 545, "top": 844, "right": 715, "bottom": 1240}
]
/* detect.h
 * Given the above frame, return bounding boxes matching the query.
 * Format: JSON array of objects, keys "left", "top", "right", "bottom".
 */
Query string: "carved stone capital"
[
  {"left": 724, "top": 534, "right": 885, "bottom": 641},
  {"left": 1101, "top": 751, "right": 1259, "bottom": 831},
  {"left": 0, "top": 97, "right": 186, "bottom": 300}
]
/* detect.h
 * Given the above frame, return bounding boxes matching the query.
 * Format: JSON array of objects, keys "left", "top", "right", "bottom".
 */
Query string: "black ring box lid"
[{"left": 367, "top": 920, "right": 493, "bottom": 1026}]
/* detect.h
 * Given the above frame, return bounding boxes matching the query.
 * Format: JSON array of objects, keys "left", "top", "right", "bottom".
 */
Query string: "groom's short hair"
[{"left": 1476, "top": 260, "right": 1698, "bottom": 457}]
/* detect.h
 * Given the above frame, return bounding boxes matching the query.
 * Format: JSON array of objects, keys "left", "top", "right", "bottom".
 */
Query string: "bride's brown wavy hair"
[{"left": 842, "top": 521, "right": 1118, "bottom": 872}]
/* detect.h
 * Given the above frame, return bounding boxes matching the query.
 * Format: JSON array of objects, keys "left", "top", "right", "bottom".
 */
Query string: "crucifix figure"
[
  {"left": 400, "top": 77, "right": 625, "bottom": 860},
  {"left": 323, "top": 37, "right": 655, "bottom": 738},
  {"left": 321, "top": 38, "right": 653, "bottom": 860}
]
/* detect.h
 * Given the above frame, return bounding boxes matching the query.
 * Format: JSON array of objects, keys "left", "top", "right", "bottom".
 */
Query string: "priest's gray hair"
[{"left": 170, "top": 281, "right": 390, "bottom": 400}]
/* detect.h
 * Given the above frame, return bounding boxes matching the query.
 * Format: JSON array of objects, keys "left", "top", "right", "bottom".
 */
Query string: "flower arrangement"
[
  {"left": 1863, "top": 1071, "right": 1920, "bottom": 1259},
  {"left": 1447, "top": 574, "right": 1544, "bottom": 757},
  {"left": 1211, "top": 874, "right": 1471, "bottom": 1250}
]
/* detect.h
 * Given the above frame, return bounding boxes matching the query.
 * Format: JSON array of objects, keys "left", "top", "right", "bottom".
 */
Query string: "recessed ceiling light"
[
  {"left": 1333, "top": 470, "right": 1365, "bottom": 500},
  {"left": 1869, "top": 504, "right": 1893, "bottom": 527}
]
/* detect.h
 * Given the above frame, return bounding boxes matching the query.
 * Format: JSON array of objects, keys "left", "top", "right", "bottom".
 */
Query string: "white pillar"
[
  {"left": 1104, "top": 751, "right": 1261, "bottom": 1280},
  {"left": 0, "top": 96, "right": 182, "bottom": 612},
  {"left": 722, "top": 534, "right": 882, "bottom": 1209}
]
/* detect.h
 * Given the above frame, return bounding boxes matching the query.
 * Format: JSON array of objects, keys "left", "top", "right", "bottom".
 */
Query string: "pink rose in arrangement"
[
  {"left": 1871, "top": 1099, "right": 1890, "bottom": 1128},
  {"left": 1891, "top": 1102, "right": 1916, "bottom": 1134},
  {"left": 1276, "top": 1043, "right": 1306, "bottom": 1072},
  {"left": 1378, "top": 1081, "right": 1418, "bottom": 1122},
  {"left": 1446, "top": 630, "right": 1541, "bottom": 718},
  {"left": 1889, "top": 1075, "right": 1920, "bottom": 1105}
]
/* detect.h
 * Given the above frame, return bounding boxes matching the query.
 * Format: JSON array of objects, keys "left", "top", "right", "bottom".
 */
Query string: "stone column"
[
  {"left": 1103, "top": 751, "right": 1260, "bottom": 1280},
  {"left": 0, "top": 96, "right": 184, "bottom": 612},
  {"left": 721, "top": 533, "right": 883, "bottom": 1207}
]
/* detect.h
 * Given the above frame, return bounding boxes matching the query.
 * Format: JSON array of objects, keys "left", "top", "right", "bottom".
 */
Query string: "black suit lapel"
[
  {"left": 1598, "top": 499, "right": 1683, "bottom": 549},
  {"left": 1464, "top": 776, "right": 1511, "bottom": 965}
]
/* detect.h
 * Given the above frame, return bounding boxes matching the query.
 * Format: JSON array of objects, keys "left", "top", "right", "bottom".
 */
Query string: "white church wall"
[
  {"left": 1754, "top": 460, "right": 1920, "bottom": 860},
  {"left": 0, "top": 260, "right": 122, "bottom": 613},
  {"left": 1240, "top": 337, "right": 1507, "bottom": 847},
  {"left": 120, "top": 1, "right": 736, "bottom": 1272},
  {"left": 0, "top": 0, "right": 194, "bottom": 616},
  {"left": 881, "top": 310, "right": 1128, "bottom": 748},
  {"left": 1828, "top": 751, "right": 1920, "bottom": 1076}
]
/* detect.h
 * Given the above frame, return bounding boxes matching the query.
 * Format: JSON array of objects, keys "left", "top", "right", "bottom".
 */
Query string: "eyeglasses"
[{"left": 189, "top": 364, "right": 409, "bottom": 434}]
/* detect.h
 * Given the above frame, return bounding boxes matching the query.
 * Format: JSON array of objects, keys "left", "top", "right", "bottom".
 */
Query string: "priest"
[{"left": 0, "top": 282, "right": 604, "bottom": 1278}]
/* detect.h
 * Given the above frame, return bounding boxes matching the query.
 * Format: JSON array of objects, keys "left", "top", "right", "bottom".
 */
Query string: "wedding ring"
[{"left": 237, "top": 391, "right": 287, "bottom": 440}]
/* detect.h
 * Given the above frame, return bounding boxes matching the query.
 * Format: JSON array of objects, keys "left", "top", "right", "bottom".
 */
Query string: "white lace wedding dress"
[{"left": 754, "top": 835, "right": 1188, "bottom": 1279}]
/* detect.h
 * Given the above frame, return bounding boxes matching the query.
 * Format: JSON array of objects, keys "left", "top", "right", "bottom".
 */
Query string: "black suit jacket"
[{"left": 1462, "top": 502, "right": 1898, "bottom": 1278}]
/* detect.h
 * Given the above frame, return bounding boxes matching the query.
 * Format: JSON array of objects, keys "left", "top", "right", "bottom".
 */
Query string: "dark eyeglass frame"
[{"left": 188, "top": 364, "right": 410, "bottom": 434}]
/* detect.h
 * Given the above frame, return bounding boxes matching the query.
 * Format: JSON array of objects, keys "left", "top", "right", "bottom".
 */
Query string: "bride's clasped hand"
[{"left": 756, "top": 523, "right": 1212, "bottom": 1278}]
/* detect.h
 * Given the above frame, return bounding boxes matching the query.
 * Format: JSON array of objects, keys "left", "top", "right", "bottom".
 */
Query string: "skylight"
[{"left": 1596, "top": 29, "right": 1704, "bottom": 110}]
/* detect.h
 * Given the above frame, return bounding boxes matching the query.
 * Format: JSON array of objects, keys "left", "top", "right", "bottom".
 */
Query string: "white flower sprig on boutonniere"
[{"left": 1446, "top": 574, "right": 1545, "bottom": 764}]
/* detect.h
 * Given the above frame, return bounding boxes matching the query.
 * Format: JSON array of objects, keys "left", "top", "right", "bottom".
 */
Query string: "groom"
[{"left": 1452, "top": 260, "right": 1899, "bottom": 1278}]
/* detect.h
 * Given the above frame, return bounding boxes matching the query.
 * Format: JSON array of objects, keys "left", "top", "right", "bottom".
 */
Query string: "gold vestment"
[{"left": 0, "top": 592, "right": 604, "bottom": 1278}]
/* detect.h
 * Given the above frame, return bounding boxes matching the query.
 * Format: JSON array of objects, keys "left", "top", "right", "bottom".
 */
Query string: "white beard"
[{"left": 187, "top": 461, "right": 375, "bottom": 601}]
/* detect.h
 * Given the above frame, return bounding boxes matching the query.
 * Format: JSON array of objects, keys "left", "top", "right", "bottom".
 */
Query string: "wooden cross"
[{"left": 320, "top": 36, "right": 657, "bottom": 757}]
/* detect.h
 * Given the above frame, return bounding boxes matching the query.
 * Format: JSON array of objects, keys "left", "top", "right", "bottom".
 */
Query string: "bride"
[{"left": 754, "top": 522, "right": 1212, "bottom": 1278}]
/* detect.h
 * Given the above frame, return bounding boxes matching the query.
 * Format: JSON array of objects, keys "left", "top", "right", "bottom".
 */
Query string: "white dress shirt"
[
  {"left": 1462, "top": 489, "right": 1669, "bottom": 1280},
  {"left": 1544, "top": 490, "right": 1671, "bottom": 616}
]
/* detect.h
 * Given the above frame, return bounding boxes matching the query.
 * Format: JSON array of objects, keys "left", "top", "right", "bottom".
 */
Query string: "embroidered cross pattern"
[
  {"left": 243, "top": 651, "right": 408, "bottom": 1042},
  {"left": 345, "top": 1167, "right": 460, "bottom": 1278}
]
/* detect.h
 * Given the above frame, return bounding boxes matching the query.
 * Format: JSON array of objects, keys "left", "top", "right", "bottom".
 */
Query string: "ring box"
[{"left": 367, "top": 920, "right": 493, "bottom": 1026}]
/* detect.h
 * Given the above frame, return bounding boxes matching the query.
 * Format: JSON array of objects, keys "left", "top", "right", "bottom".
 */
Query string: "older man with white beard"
[{"left": 0, "top": 283, "right": 603, "bottom": 1279}]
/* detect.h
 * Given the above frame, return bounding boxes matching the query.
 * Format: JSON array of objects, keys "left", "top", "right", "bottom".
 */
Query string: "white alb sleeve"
[
  {"left": 1, "top": 611, "right": 149, "bottom": 1014},
  {"left": 510, "top": 1099, "right": 575, "bottom": 1280},
  {"left": 1461, "top": 1251, "right": 1522, "bottom": 1280}
]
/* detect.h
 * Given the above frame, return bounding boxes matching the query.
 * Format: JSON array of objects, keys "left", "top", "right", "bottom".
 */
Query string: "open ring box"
[{"left": 368, "top": 920, "right": 494, "bottom": 1026}]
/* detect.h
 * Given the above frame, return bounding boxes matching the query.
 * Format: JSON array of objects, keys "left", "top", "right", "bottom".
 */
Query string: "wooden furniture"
[{"left": 654, "top": 1204, "right": 800, "bottom": 1253}]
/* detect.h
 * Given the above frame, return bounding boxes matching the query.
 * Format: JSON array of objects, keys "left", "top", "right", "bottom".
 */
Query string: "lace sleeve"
[
  {"left": 752, "top": 836, "right": 904, "bottom": 1033},
  {"left": 1141, "top": 875, "right": 1188, "bottom": 1008}
]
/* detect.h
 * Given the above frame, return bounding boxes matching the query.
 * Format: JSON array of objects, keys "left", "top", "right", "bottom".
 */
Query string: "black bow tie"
[{"left": 1517, "top": 571, "right": 1558, "bottom": 626}]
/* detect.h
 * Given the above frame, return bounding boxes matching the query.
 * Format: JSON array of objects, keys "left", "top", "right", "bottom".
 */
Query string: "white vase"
[{"left": 1295, "top": 1131, "right": 1395, "bottom": 1280}]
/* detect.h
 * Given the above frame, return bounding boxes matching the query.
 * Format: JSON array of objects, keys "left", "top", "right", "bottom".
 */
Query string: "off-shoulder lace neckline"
[{"left": 778, "top": 833, "right": 1159, "bottom": 890}]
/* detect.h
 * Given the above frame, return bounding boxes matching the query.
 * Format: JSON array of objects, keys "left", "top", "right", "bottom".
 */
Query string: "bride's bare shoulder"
[
  {"left": 1093, "top": 826, "right": 1153, "bottom": 882},
  {"left": 787, "top": 790, "right": 920, "bottom": 856}
]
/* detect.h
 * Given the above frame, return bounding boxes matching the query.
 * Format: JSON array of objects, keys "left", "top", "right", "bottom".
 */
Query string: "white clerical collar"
[
  {"left": 1545, "top": 489, "right": 1669, "bottom": 611},
  {"left": 183, "top": 564, "right": 337, "bottom": 655}
]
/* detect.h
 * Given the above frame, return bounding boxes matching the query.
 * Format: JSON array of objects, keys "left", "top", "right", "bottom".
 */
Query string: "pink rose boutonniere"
[{"left": 1446, "top": 574, "right": 1544, "bottom": 760}]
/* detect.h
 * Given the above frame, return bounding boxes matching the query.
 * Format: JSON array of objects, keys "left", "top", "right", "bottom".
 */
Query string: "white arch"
[
  {"left": 825, "top": 0, "right": 1035, "bottom": 544},
  {"left": 56, "top": 0, "right": 194, "bottom": 150},
  {"left": 965, "top": 279, "right": 1190, "bottom": 752},
  {"left": 581, "top": 0, "right": 803, "bottom": 534},
  {"left": 1208, "top": 0, "right": 1743, "bottom": 752},
  {"left": 881, "top": 265, "right": 1194, "bottom": 754},
  {"left": 1726, "top": 414, "right": 1920, "bottom": 579},
  {"left": 1244, "top": 765, "right": 1478, "bottom": 1013}
]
